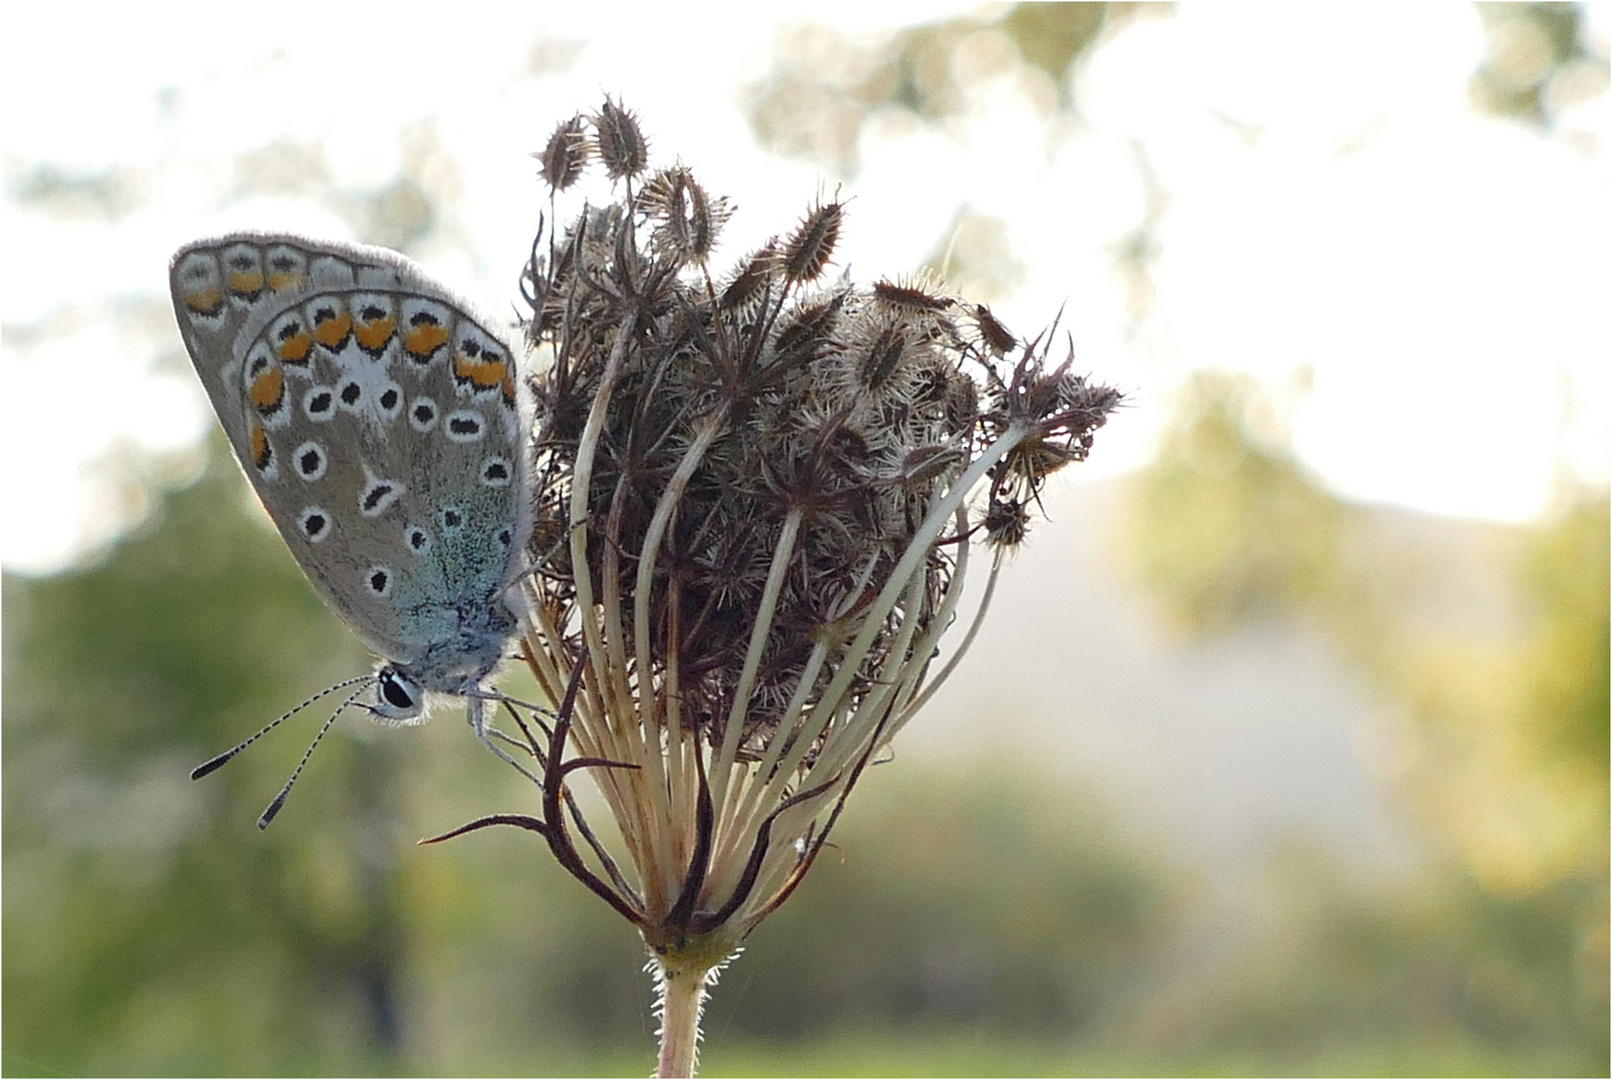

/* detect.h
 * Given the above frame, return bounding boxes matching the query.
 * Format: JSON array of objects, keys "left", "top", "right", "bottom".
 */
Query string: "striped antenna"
[
  {"left": 190, "top": 675, "right": 375, "bottom": 780},
  {"left": 256, "top": 683, "right": 372, "bottom": 829}
]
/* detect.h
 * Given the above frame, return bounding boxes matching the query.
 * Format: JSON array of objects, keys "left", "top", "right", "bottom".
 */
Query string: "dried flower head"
[
  {"left": 640, "top": 166, "right": 732, "bottom": 265},
  {"left": 535, "top": 113, "right": 589, "bottom": 193},
  {"left": 592, "top": 96, "right": 649, "bottom": 182},
  {"left": 779, "top": 196, "right": 844, "bottom": 284},
  {"left": 437, "top": 100, "right": 1121, "bottom": 1076}
]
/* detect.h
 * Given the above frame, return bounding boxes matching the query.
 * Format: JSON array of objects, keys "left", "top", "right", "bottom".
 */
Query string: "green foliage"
[
  {"left": 2, "top": 443, "right": 1181, "bottom": 1075},
  {"left": 1161, "top": 842, "right": 1608, "bottom": 1075},
  {"left": 1470, "top": 4, "right": 1607, "bottom": 128},
  {"left": 1124, "top": 371, "right": 1610, "bottom": 1072},
  {"left": 1129, "top": 372, "right": 1347, "bottom": 635},
  {"left": 1518, "top": 487, "right": 1611, "bottom": 767},
  {"left": 744, "top": 3, "right": 1142, "bottom": 175},
  {"left": 706, "top": 771, "right": 1178, "bottom": 1040},
  {"left": 3, "top": 441, "right": 405, "bottom": 1075},
  {"left": 998, "top": 3, "right": 1116, "bottom": 93}
]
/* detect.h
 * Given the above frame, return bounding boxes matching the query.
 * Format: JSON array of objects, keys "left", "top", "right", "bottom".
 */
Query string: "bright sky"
[{"left": 4, "top": 2, "right": 1607, "bottom": 574}]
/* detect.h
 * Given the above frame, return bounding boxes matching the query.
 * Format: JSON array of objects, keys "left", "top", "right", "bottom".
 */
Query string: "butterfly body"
[{"left": 170, "top": 233, "right": 531, "bottom": 728}]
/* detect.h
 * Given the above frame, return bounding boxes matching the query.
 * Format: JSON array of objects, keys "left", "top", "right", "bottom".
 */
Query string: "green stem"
[{"left": 654, "top": 958, "right": 710, "bottom": 1078}]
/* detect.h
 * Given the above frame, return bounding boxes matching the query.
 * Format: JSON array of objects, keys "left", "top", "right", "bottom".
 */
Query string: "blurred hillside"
[
  {"left": 921, "top": 473, "right": 1416, "bottom": 878},
  {"left": 5, "top": 373, "right": 1605, "bottom": 1075}
]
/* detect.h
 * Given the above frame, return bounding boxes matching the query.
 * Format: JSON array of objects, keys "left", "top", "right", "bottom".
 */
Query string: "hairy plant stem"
[
  {"left": 649, "top": 931, "right": 738, "bottom": 1078},
  {"left": 654, "top": 964, "right": 705, "bottom": 1078}
]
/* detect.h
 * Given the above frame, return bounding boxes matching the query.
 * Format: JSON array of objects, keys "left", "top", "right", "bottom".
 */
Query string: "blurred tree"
[
  {"left": 1469, "top": 3, "right": 1609, "bottom": 130},
  {"left": 1125, "top": 371, "right": 1609, "bottom": 1069},
  {"left": 705, "top": 769, "right": 1180, "bottom": 1042},
  {"left": 1124, "top": 836, "right": 1608, "bottom": 1076},
  {"left": 743, "top": 3, "right": 1151, "bottom": 177},
  {"left": 3, "top": 440, "right": 1187, "bottom": 1074},
  {"left": 2, "top": 441, "right": 408, "bottom": 1074},
  {"left": 746, "top": 3, "right": 1609, "bottom": 175}
]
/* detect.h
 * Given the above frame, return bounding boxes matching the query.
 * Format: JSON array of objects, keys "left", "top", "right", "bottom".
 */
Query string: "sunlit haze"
[{"left": 3, "top": 2, "right": 1607, "bottom": 573}]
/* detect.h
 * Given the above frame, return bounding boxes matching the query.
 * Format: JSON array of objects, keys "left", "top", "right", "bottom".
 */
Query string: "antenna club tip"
[
  {"left": 191, "top": 750, "right": 236, "bottom": 780},
  {"left": 258, "top": 792, "right": 288, "bottom": 830}
]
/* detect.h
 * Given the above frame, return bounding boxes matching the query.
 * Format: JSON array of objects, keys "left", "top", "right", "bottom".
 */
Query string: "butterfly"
[{"left": 169, "top": 233, "right": 534, "bottom": 824}]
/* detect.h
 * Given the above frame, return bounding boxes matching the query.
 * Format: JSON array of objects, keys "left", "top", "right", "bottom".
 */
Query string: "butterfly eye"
[{"left": 373, "top": 667, "right": 423, "bottom": 720}]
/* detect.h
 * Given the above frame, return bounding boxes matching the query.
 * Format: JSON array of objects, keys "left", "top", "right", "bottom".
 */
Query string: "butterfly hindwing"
[{"left": 170, "top": 233, "right": 532, "bottom": 671}]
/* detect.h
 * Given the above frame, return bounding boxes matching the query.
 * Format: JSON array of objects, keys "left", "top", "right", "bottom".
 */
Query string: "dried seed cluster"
[
  {"left": 520, "top": 102, "right": 1122, "bottom": 765},
  {"left": 420, "top": 100, "right": 1131, "bottom": 1069}
]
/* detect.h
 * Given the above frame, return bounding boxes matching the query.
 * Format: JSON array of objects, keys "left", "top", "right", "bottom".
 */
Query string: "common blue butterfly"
[{"left": 170, "top": 233, "right": 533, "bottom": 823}]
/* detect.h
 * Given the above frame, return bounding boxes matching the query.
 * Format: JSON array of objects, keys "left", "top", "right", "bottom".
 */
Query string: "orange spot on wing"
[
  {"left": 355, "top": 314, "right": 396, "bottom": 351},
  {"left": 249, "top": 422, "right": 272, "bottom": 470},
  {"left": 502, "top": 369, "right": 516, "bottom": 407},
  {"left": 454, "top": 351, "right": 507, "bottom": 391},
  {"left": 277, "top": 331, "right": 313, "bottom": 364},
  {"left": 313, "top": 311, "right": 353, "bottom": 348},
  {"left": 267, "top": 270, "right": 305, "bottom": 292},
  {"left": 249, "top": 366, "right": 284, "bottom": 412},
  {"left": 183, "top": 286, "right": 223, "bottom": 316},
  {"left": 403, "top": 321, "right": 449, "bottom": 359},
  {"left": 228, "top": 270, "right": 264, "bottom": 297}
]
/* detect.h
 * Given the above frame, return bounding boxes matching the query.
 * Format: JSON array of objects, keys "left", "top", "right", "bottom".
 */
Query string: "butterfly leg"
[{"left": 465, "top": 694, "right": 544, "bottom": 785}]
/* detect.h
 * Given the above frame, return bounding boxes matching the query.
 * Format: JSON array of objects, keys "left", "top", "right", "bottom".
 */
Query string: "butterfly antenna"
[
  {"left": 257, "top": 684, "right": 370, "bottom": 829},
  {"left": 190, "top": 675, "right": 374, "bottom": 780}
]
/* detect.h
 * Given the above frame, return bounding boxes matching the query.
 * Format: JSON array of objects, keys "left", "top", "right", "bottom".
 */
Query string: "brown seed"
[
  {"left": 594, "top": 97, "right": 647, "bottom": 180},
  {"left": 781, "top": 200, "right": 843, "bottom": 283},
  {"left": 536, "top": 115, "right": 588, "bottom": 191}
]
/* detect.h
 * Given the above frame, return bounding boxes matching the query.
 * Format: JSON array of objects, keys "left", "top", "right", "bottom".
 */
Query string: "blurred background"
[{"left": 3, "top": 2, "right": 1607, "bottom": 1075}]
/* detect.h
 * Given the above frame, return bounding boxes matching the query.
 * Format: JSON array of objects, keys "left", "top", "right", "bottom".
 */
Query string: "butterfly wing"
[{"left": 170, "top": 234, "right": 532, "bottom": 671}]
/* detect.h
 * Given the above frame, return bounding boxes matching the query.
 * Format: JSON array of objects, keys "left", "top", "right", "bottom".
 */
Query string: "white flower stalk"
[{"left": 427, "top": 100, "right": 1123, "bottom": 1077}]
